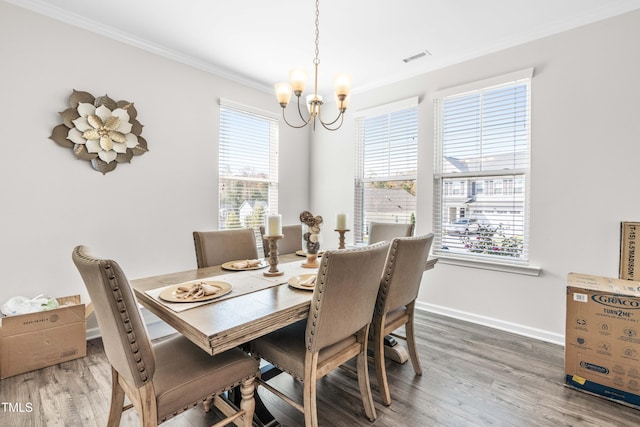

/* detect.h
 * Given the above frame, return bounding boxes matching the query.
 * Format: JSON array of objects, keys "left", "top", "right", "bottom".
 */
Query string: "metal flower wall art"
[{"left": 50, "top": 89, "right": 148, "bottom": 174}]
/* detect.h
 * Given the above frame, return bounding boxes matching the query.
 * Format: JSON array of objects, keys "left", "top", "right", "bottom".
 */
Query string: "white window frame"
[
  {"left": 218, "top": 99, "right": 279, "bottom": 252},
  {"left": 354, "top": 97, "right": 419, "bottom": 243},
  {"left": 432, "top": 69, "right": 540, "bottom": 276}
]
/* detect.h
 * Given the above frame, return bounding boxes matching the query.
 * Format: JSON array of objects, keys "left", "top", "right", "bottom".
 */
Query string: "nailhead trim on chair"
[
  {"left": 74, "top": 248, "right": 150, "bottom": 383},
  {"left": 306, "top": 243, "right": 389, "bottom": 351},
  {"left": 104, "top": 262, "right": 150, "bottom": 382},
  {"left": 376, "top": 239, "right": 400, "bottom": 316},
  {"left": 158, "top": 371, "right": 260, "bottom": 422}
]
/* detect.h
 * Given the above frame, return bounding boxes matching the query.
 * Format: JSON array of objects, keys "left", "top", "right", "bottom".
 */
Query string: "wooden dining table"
[
  {"left": 130, "top": 251, "right": 437, "bottom": 426},
  {"left": 131, "top": 253, "right": 312, "bottom": 356}
]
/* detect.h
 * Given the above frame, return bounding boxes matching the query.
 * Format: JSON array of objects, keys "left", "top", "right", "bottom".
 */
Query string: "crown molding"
[{"left": 6, "top": 0, "right": 273, "bottom": 94}]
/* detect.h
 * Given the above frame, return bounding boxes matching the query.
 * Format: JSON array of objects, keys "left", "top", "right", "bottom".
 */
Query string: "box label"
[{"left": 621, "top": 222, "right": 640, "bottom": 280}]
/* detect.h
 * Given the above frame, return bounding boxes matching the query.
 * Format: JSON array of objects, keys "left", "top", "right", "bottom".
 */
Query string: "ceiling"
[{"left": 10, "top": 0, "right": 640, "bottom": 95}]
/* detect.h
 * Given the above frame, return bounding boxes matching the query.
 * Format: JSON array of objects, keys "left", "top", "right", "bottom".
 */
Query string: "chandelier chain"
[{"left": 314, "top": 0, "right": 320, "bottom": 65}]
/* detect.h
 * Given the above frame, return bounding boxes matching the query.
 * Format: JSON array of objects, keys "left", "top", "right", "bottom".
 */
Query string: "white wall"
[
  {"left": 0, "top": 2, "right": 309, "bottom": 308},
  {"left": 311, "top": 9, "right": 640, "bottom": 344}
]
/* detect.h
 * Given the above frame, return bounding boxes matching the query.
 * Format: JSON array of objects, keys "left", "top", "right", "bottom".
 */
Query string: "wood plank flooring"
[{"left": 2, "top": 310, "right": 640, "bottom": 426}]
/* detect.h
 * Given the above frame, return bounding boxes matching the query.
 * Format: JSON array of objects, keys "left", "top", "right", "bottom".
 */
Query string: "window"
[
  {"left": 354, "top": 98, "right": 418, "bottom": 243},
  {"left": 219, "top": 99, "right": 279, "bottom": 251},
  {"left": 433, "top": 69, "right": 532, "bottom": 264}
]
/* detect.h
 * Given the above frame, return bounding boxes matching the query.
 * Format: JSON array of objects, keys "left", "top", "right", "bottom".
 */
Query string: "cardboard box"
[
  {"left": 620, "top": 222, "right": 640, "bottom": 280},
  {"left": 565, "top": 273, "right": 640, "bottom": 408},
  {"left": 0, "top": 295, "right": 86, "bottom": 379}
]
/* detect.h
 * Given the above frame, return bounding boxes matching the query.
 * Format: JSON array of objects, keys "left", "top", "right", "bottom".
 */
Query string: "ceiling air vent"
[{"left": 402, "top": 50, "right": 432, "bottom": 63}]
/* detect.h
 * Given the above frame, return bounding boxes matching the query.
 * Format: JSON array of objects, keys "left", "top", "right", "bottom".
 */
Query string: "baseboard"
[
  {"left": 415, "top": 301, "right": 565, "bottom": 347},
  {"left": 87, "top": 303, "right": 565, "bottom": 347}
]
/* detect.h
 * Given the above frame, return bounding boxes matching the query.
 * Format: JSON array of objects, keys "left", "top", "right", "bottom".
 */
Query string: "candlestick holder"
[
  {"left": 302, "top": 252, "right": 320, "bottom": 268},
  {"left": 263, "top": 235, "right": 284, "bottom": 277},
  {"left": 335, "top": 229, "right": 350, "bottom": 249}
]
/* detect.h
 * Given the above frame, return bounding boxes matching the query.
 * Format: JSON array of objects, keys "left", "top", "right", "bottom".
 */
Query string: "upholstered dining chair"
[
  {"left": 72, "top": 246, "right": 259, "bottom": 427},
  {"left": 193, "top": 228, "right": 259, "bottom": 268},
  {"left": 368, "top": 222, "right": 415, "bottom": 244},
  {"left": 250, "top": 241, "right": 390, "bottom": 427},
  {"left": 372, "top": 234, "right": 434, "bottom": 406},
  {"left": 259, "top": 224, "right": 302, "bottom": 257}
]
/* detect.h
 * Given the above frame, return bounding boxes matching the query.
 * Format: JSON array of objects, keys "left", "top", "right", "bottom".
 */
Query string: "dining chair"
[
  {"left": 250, "top": 241, "right": 390, "bottom": 427},
  {"left": 259, "top": 224, "right": 302, "bottom": 257},
  {"left": 372, "top": 233, "right": 434, "bottom": 406},
  {"left": 368, "top": 222, "right": 415, "bottom": 244},
  {"left": 193, "top": 228, "right": 259, "bottom": 268},
  {"left": 72, "top": 245, "right": 259, "bottom": 427}
]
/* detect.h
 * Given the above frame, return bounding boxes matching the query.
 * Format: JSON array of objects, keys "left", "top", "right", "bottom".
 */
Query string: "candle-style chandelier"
[{"left": 274, "top": 0, "right": 351, "bottom": 131}]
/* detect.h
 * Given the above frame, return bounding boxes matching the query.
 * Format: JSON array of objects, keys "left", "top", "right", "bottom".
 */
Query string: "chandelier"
[{"left": 274, "top": 0, "right": 351, "bottom": 131}]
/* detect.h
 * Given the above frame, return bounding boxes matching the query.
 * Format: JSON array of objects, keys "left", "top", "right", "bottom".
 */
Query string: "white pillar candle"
[
  {"left": 336, "top": 213, "right": 348, "bottom": 230},
  {"left": 266, "top": 214, "right": 282, "bottom": 236}
]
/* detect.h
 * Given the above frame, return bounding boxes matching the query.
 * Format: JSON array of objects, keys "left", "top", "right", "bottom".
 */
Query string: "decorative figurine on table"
[{"left": 300, "top": 210, "right": 323, "bottom": 268}]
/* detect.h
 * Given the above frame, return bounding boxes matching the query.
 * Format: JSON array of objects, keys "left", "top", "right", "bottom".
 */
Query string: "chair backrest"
[
  {"left": 72, "top": 246, "right": 155, "bottom": 388},
  {"left": 376, "top": 234, "right": 434, "bottom": 316},
  {"left": 368, "top": 222, "right": 414, "bottom": 244},
  {"left": 193, "top": 228, "right": 259, "bottom": 268},
  {"left": 260, "top": 224, "right": 302, "bottom": 257},
  {"left": 306, "top": 241, "right": 390, "bottom": 352}
]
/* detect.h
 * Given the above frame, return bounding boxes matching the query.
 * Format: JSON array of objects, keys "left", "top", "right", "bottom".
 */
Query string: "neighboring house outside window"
[
  {"left": 218, "top": 99, "right": 279, "bottom": 252},
  {"left": 354, "top": 97, "right": 419, "bottom": 244},
  {"left": 432, "top": 69, "right": 532, "bottom": 265}
]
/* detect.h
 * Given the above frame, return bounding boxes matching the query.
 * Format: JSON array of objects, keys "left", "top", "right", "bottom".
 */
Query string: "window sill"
[{"left": 435, "top": 254, "right": 541, "bottom": 276}]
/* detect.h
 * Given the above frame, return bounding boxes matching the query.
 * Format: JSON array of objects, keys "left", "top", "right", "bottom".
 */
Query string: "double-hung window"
[
  {"left": 354, "top": 97, "right": 419, "bottom": 243},
  {"left": 432, "top": 69, "right": 532, "bottom": 266},
  {"left": 218, "top": 99, "right": 279, "bottom": 250}
]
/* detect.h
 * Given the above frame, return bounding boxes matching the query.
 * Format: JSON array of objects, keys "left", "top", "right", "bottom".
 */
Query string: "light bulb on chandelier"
[{"left": 274, "top": 0, "right": 351, "bottom": 131}]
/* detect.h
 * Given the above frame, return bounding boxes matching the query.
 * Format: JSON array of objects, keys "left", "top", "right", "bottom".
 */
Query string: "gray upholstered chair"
[
  {"left": 259, "top": 224, "right": 302, "bottom": 257},
  {"left": 72, "top": 246, "right": 259, "bottom": 427},
  {"left": 372, "top": 234, "right": 434, "bottom": 405},
  {"left": 193, "top": 228, "right": 259, "bottom": 268},
  {"left": 368, "top": 222, "right": 414, "bottom": 244},
  {"left": 251, "top": 241, "right": 390, "bottom": 427}
]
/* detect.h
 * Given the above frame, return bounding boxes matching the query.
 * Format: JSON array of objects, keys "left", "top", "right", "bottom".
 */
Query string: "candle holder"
[
  {"left": 335, "top": 229, "right": 350, "bottom": 249},
  {"left": 263, "top": 235, "right": 284, "bottom": 277}
]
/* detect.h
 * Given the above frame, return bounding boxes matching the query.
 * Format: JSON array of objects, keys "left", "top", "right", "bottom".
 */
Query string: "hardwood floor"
[{"left": 2, "top": 310, "right": 640, "bottom": 426}]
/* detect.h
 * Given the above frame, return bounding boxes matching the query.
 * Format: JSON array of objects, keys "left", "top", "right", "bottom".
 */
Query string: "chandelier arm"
[
  {"left": 296, "top": 95, "right": 312, "bottom": 124},
  {"left": 319, "top": 109, "right": 344, "bottom": 127},
  {"left": 281, "top": 107, "right": 312, "bottom": 129},
  {"left": 320, "top": 112, "right": 345, "bottom": 131}
]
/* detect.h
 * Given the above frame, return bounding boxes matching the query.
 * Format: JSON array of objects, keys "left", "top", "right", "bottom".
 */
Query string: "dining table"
[{"left": 130, "top": 251, "right": 437, "bottom": 426}]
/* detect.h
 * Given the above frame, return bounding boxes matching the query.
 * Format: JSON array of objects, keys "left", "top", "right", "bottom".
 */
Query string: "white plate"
[
  {"left": 288, "top": 274, "right": 317, "bottom": 291},
  {"left": 159, "top": 280, "right": 232, "bottom": 302},
  {"left": 221, "top": 259, "right": 268, "bottom": 271}
]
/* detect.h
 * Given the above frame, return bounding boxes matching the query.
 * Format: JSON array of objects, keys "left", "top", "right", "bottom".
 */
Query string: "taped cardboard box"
[
  {"left": 0, "top": 295, "right": 87, "bottom": 379},
  {"left": 565, "top": 273, "right": 640, "bottom": 408}
]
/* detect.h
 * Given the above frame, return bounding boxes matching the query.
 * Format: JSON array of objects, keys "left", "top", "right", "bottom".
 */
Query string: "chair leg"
[
  {"left": 373, "top": 321, "right": 392, "bottom": 406},
  {"left": 303, "top": 352, "right": 319, "bottom": 427},
  {"left": 406, "top": 303, "right": 423, "bottom": 375},
  {"left": 357, "top": 331, "right": 377, "bottom": 421},
  {"left": 239, "top": 377, "right": 256, "bottom": 427},
  {"left": 138, "top": 382, "right": 158, "bottom": 427},
  {"left": 107, "top": 367, "right": 125, "bottom": 427}
]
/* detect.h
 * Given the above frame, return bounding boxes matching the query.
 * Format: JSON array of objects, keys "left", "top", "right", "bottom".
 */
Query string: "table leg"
[{"left": 228, "top": 364, "right": 282, "bottom": 427}]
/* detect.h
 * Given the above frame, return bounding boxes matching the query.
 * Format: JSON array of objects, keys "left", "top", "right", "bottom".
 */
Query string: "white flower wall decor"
[{"left": 50, "top": 90, "right": 148, "bottom": 174}]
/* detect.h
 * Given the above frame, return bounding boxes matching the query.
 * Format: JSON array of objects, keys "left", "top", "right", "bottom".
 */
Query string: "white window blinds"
[
  {"left": 219, "top": 99, "right": 279, "bottom": 249},
  {"left": 432, "top": 69, "right": 532, "bottom": 264},
  {"left": 354, "top": 98, "right": 418, "bottom": 243}
]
